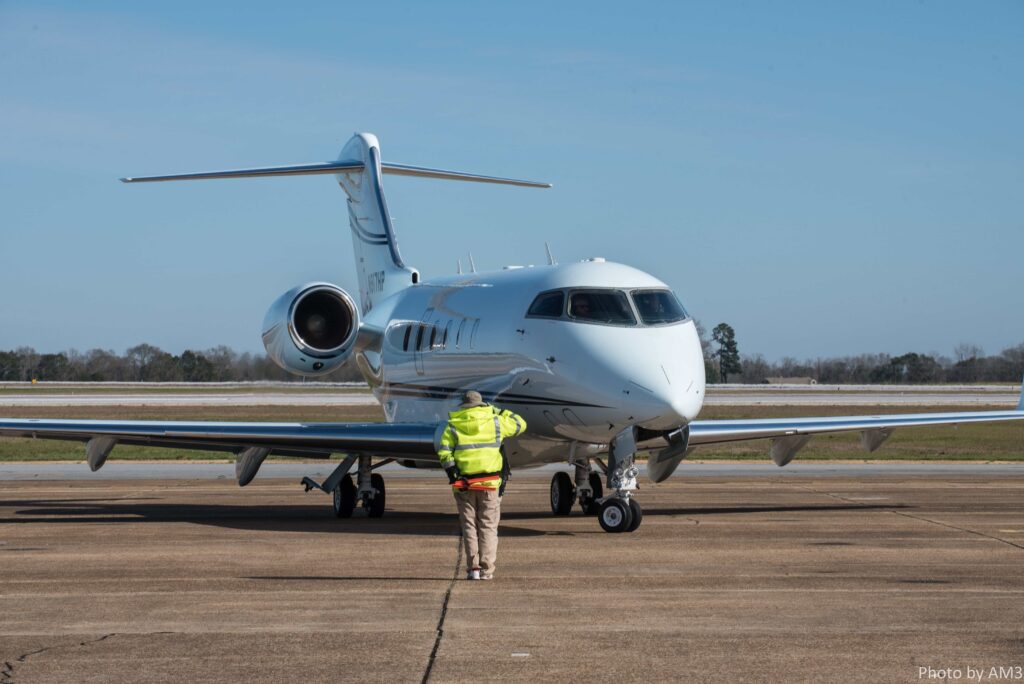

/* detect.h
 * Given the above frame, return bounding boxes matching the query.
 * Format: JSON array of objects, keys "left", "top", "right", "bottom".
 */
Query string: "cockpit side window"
[
  {"left": 631, "top": 289, "right": 689, "bottom": 325},
  {"left": 568, "top": 290, "right": 637, "bottom": 326},
  {"left": 526, "top": 290, "right": 565, "bottom": 319}
]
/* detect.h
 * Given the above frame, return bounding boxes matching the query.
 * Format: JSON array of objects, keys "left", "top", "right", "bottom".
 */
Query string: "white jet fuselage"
[{"left": 355, "top": 259, "right": 706, "bottom": 467}]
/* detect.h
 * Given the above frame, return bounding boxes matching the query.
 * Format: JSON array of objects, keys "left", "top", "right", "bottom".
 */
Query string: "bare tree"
[{"left": 954, "top": 343, "right": 984, "bottom": 363}]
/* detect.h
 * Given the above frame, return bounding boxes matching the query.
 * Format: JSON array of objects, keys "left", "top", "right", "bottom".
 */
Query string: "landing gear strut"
[
  {"left": 576, "top": 462, "right": 603, "bottom": 516},
  {"left": 355, "top": 455, "right": 386, "bottom": 518},
  {"left": 303, "top": 454, "right": 389, "bottom": 519}
]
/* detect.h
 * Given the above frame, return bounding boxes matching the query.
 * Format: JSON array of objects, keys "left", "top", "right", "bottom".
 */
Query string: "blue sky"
[{"left": 1, "top": 1, "right": 1021, "bottom": 361}]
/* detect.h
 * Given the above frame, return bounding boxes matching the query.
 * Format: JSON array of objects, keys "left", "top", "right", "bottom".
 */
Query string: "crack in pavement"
[
  {"left": 889, "top": 510, "right": 1024, "bottom": 551},
  {"left": 788, "top": 481, "right": 1024, "bottom": 551},
  {"left": 786, "top": 481, "right": 868, "bottom": 506},
  {"left": 421, "top": 531, "right": 464, "bottom": 684},
  {"left": 1, "top": 633, "right": 117, "bottom": 683}
]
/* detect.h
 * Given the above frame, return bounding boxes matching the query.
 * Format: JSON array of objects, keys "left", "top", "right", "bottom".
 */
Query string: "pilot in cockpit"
[{"left": 570, "top": 294, "right": 594, "bottom": 318}]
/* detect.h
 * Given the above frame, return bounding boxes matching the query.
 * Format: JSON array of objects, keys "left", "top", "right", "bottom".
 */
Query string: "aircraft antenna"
[
  {"left": 545, "top": 242, "right": 556, "bottom": 265},
  {"left": 457, "top": 259, "right": 463, "bottom": 274},
  {"left": 469, "top": 253, "right": 477, "bottom": 273}
]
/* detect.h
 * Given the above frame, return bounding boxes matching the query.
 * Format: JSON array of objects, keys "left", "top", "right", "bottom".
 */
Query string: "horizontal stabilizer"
[
  {"left": 380, "top": 162, "right": 550, "bottom": 188},
  {"left": 121, "top": 161, "right": 365, "bottom": 183},
  {"left": 122, "top": 160, "right": 551, "bottom": 188}
]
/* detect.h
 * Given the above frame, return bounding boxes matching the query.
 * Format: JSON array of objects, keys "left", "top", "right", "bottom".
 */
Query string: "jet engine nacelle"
[{"left": 262, "top": 282, "right": 359, "bottom": 377}]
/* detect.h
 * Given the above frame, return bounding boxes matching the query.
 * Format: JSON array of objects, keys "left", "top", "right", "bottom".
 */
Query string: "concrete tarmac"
[{"left": 2, "top": 471, "right": 1023, "bottom": 683}]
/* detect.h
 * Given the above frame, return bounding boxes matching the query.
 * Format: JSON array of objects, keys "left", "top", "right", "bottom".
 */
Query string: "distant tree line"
[
  {"left": 735, "top": 346, "right": 1024, "bottom": 384},
  {"left": 3, "top": 337, "right": 1023, "bottom": 385},
  {"left": 694, "top": 323, "right": 1024, "bottom": 384},
  {"left": 0, "top": 344, "right": 364, "bottom": 383}
]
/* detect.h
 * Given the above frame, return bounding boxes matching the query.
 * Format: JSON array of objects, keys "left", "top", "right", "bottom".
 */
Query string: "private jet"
[{"left": 2, "top": 132, "right": 1022, "bottom": 533}]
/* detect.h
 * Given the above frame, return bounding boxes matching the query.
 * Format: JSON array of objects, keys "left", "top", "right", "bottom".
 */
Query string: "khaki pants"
[{"left": 453, "top": 488, "right": 501, "bottom": 577}]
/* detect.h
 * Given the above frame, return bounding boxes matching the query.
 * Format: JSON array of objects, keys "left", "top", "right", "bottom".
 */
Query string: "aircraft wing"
[
  {"left": 642, "top": 390, "right": 1024, "bottom": 482},
  {"left": 690, "top": 408, "right": 1024, "bottom": 448},
  {"left": 673, "top": 406, "right": 1024, "bottom": 473},
  {"left": 0, "top": 418, "right": 441, "bottom": 467}
]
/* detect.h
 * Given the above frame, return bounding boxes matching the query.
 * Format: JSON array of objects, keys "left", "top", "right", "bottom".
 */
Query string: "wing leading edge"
[{"left": 0, "top": 418, "right": 442, "bottom": 463}]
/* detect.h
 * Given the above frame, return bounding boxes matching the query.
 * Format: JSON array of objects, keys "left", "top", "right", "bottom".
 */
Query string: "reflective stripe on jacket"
[{"left": 438, "top": 404, "right": 527, "bottom": 489}]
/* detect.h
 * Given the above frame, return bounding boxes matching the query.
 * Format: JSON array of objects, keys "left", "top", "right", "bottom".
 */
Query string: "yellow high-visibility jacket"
[{"left": 438, "top": 404, "right": 526, "bottom": 489}]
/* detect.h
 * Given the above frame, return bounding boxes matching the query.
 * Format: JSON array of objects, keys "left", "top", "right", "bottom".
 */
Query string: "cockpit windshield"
[
  {"left": 631, "top": 289, "right": 688, "bottom": 325},
  {"left": 568, "top": 290, "right": 637, "bottom": 326}
]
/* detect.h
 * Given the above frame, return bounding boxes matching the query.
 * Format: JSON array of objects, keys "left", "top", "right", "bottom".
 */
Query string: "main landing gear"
[
  {"left": 549, "top": 429, "right": 643, "bottom": 533},
  {"left": 549, "top": 466, "right": 603, "bottom": 516},
  {"left": 303, "top": 454, "right": 390, "bottom": 519}
]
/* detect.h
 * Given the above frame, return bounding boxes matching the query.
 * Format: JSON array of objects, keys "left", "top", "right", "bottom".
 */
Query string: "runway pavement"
[
  {"left": 4, "top": 461, "right": 1024, "bottom": 481},
  {"left": 2, "top": 470, "right": 1022, "bottom": 682}
]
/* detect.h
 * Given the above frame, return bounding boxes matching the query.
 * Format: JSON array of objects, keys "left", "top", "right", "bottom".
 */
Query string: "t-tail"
[{"left": 121, "top": 132, "right": 550, "bottom": 314}]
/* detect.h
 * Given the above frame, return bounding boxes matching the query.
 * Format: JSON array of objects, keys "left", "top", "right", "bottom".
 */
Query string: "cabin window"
[
  {"left": 456, "top": 319, "right": 466, "bottom": 348},
  {"left": 526, "top": 290, "right": 565, "bottom": 319},
  {"left": 568, "top": 290, "right": 637, "bottom": 326},
  {"left": 470, "top": 320, "right": 481, "bottom": 348},
  {"left": 442, "top": 321, "right": 451, "bottom": 349},
  {"left": 631, "top": 289, "right": 689, "bottom": 325},
  {"left": 402, "top": 325, "right": 412, "bottom": 351},
  {"left": 416, "top": 324, "right": 426, "bottom": 351},
  {"left": 429, "top": 326, "right": 438, "bottom": 350}
]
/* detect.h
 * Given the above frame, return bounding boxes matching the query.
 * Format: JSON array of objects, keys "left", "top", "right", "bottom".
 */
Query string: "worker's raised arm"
[{"left": 493, "top": 408, "right": 526, "bottom": 438}]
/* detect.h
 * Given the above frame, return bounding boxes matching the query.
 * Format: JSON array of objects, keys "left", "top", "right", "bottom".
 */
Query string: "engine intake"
[{"left": 262, "top": 282, "right": 359, "bottom": 376}]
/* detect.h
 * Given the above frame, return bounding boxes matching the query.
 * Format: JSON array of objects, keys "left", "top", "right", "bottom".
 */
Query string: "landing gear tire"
[
  {"left": 550, "top": 472, "right": 575, "bottom": 516},
  {"left": 626, "top": 498, "right": 643, "bottom": 532},
  {"left": 367, "top": 473, "right": 386, "bottom": 518},
  {"left": 333, "top": 474, "right": 356, "bottom": 518},
  {"left": 598, "top": 498, "right": 633, "bottom": 533},
  {"left": 579, "top": 472, "right": 604, "bottom": 515}
]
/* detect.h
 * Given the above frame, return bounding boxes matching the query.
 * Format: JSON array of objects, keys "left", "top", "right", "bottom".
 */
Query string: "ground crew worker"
[{"left": 438, "top": 390, "right": 526, "bottom": 580}]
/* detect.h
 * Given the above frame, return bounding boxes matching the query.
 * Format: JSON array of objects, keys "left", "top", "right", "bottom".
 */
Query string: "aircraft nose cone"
[
  {"left": 638, "top": 375, "right": 702, "bottom": 427},
  {"left": 633, "top": 344, "right": 705, "bottom": 428},
  {"left": 668, "top": 385, "right": 702, "bottom": 423}
]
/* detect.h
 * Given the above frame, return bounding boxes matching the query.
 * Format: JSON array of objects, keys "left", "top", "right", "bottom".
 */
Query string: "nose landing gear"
[
  {"left": 549, "top": 429, "right": 644, "bottom": 532},
  {"left": 598, "top": 496, "right": 643, "bottom": 533},
  {"left": 598, "top": 426, "right": 644, "bottom": 533}
]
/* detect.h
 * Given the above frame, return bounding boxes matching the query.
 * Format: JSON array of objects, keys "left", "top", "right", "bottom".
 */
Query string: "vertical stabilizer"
[
  {"left": 120, "top": 131, "right": 549, "bottom": 314},
  {"left": 335, "top": 133, "right": 418, "bottom": 314}
]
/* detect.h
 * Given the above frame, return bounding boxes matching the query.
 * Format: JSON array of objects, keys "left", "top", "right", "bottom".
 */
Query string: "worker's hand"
[
  {"left": 457, "top": 477, "right": 470, "bottom": 490},
  {"left": 445, "top": 465, "right": 460, "bottom": 484}
]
